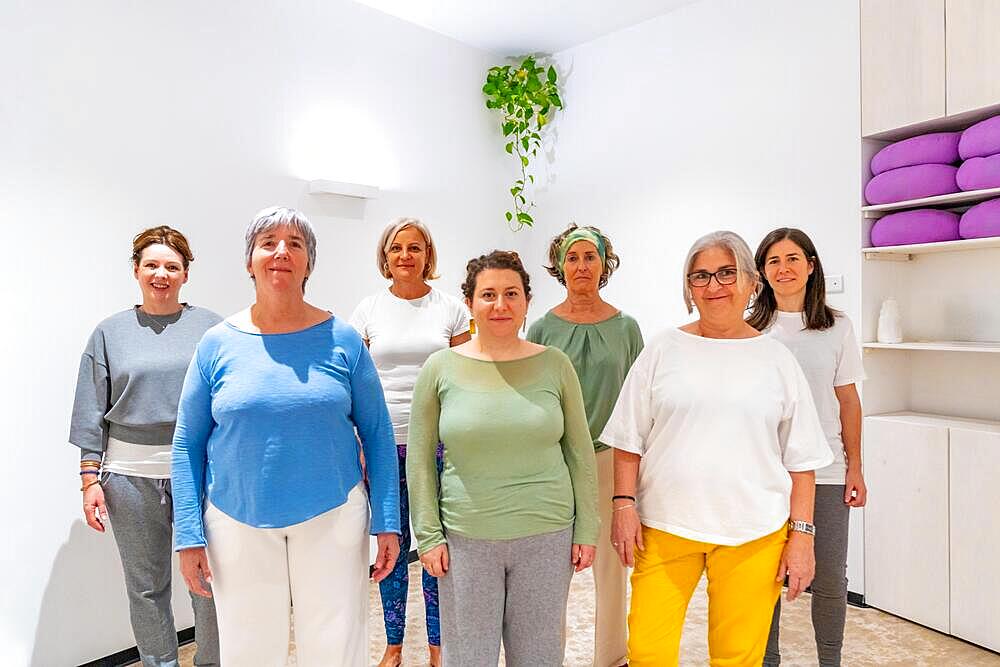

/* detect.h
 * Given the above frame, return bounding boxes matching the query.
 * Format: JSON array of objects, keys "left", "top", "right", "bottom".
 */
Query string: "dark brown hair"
[
  {"left": 461, "top": 250, "right": 532, "bottom": 301},
  {"left": 544, "top": 223, "right": 621, "bottom": 288},
  {"left": 747, "top": 227, "right": 836, "bottom": 331},
  {"left": 131, "top": 226, "right": 194, "bottom": 269}
]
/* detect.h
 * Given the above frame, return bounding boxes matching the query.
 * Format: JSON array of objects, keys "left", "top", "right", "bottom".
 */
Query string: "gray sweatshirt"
[{"left": 69, "top": 305, "right": 222, "bottom": 463}]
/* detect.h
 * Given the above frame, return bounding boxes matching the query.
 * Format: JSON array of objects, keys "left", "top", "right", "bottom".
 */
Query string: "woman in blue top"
[{"left": 172, "top": 206, "right": 401, "bottom": 666}]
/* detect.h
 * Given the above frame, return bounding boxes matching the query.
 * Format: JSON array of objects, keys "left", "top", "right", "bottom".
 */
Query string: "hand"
[
  {"left": 419, "top": 543, "right": 449, "bottom": 578},
  {"left": 179, "top": 547, "right": 214, "bottom": 598},
  {"left": 82, "top": 480, "right": 107, "bottom": 533},
  {"left": 611, "top": 504, "right": 644, "bottom": 567},
  {"left": 372, "top": 532, "right": 400, "bottom": 583},
  {"left": 844, "top": 466, "right": 867, "bottom": 507},
  {"left": 776, "top": 532, "right": 815, "bottom": 601},
  {"left": 571, "top": 544, "right": 596, "bottom": 572}
]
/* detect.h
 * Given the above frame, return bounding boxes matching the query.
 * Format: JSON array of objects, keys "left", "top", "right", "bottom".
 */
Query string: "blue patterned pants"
[{"left": 379, "top": 443, "right": 443, "bottom": 646}]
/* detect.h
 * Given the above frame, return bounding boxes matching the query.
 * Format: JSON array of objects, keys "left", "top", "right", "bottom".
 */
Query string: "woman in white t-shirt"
[
  {"left": 601, "top": 231, "right": 832, "bottom": 667},
  {"left": 350, "top": 218, "right": 471, "bottom": 667},
  {"left": 748, "top": 227, "right": 867, "bottom": 667}
]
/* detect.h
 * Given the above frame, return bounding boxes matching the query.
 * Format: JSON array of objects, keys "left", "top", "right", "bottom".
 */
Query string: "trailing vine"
[{"left": 483, "top": 56, "right": 563, "bottom": 229}]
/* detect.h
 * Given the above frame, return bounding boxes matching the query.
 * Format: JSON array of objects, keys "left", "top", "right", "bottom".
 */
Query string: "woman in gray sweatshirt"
[{"left": 69, "top": 226, "right": 222, "bottom": 667}]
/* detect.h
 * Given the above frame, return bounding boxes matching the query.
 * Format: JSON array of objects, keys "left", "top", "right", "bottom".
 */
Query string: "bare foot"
[
  {"left": 377, "top": 644, "right": 402, "bottom": 667},
  {"left": 429, "top": 644, "right": 442, "bottom": 667}
]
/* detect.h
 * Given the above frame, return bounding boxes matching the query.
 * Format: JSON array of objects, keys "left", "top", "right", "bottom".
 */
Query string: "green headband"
[{"left": 557, "top": 228, "right": 606, "bottom": 275}]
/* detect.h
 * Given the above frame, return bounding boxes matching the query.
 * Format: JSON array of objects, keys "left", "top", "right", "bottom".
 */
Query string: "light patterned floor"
[{"left": 169, "top": 561, "right": 1000, "bottom": 666}]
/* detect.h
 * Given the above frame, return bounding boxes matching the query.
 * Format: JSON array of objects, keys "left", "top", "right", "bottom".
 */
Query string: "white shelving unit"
[{"left": 859, "top": 2, "right": 1000, "bottom": 649}]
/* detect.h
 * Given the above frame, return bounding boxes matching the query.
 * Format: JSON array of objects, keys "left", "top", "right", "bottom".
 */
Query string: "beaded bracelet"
[{"left": 80, "top": 470, "right": 100, "bottom": 475}]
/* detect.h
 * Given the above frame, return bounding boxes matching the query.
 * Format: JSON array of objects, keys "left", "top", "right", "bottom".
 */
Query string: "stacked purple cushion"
[
  {"left": 869, "top": 209, "right": 960, "bottom": 247},
  {"left": 956, "top": 154, "right": 1000, "bottom": 191},
  {"left": 959, "top": 198, "right": 1000, "bottom": 239},
  {"left": 865, "top": 164, "right": 959, "bottom": 205},
  {"left": 871, "top": 132, "right": 961, "bottom": 175},
  {"left": 958, "top": 115, "right": 1000, "bottom": 160}
]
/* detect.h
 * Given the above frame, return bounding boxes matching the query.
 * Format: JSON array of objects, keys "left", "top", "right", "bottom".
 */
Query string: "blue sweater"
[{"left": 172, "top": 317, "right": 400, "bottom": 550}]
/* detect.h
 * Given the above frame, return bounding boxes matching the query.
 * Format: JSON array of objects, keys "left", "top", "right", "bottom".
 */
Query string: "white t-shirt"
[
  {"left": 350, "top": 287, "right": 470, "bottom": 443},
  {"left": 600, "top": 328, "right": 832, "bottom": 546},
  {"left": 765, "top": 311, "right": 866, "bottom": 485}
]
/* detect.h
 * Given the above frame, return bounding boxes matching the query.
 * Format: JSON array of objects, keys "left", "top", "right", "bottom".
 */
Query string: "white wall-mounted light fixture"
[{"left": 308, "top": 179, "right": 379, "bottom": 199}]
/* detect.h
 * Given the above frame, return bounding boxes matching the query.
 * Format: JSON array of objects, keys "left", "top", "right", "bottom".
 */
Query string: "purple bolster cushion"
[
  {"left": 956, "top": 155, "right": 1000, "bottom": 191},
  {"left": 959, "top": 198, "right": 1000, "bottom": 239},
  {"left": 871, "top": 132, "right": 961, "bottom": 175},
  {"left": 959, "top": 115, "right": 1000, "bottom": 159},
  {"left": 864, "top": 164, "right": 959, "bottom": 205},
  {"left": 869, "top": 209, "right": 960, "bottom": 247}
]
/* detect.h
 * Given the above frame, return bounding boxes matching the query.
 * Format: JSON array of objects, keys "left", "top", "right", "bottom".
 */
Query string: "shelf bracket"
[{"left": 864, "top": 252, "right": 913, "bottom": 262}]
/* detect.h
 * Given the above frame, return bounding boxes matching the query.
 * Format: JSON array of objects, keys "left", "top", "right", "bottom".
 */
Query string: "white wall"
[
  {"left": 515, "top": 1, "right": 865, "bottom": 590},
  {"left": 0, "top": 1, "right": 512, "bottom": 664}
]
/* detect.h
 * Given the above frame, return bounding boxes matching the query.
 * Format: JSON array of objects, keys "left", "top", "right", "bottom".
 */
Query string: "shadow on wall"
[{"left": 31, "top": 519, "right": 130, "bottom": 666}]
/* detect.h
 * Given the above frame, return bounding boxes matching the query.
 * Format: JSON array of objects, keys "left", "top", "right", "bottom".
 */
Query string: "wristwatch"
[{"left": 788, "top": 519, "right": 816, "bottom": 536}]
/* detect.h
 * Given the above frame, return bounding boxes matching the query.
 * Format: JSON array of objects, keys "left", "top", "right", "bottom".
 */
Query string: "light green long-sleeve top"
[
  {"left": 406, "top": 347, "right": 599, "bottom": 554},
  {"left": 527, "top": 311, "right": 644, "bottom": 452}
]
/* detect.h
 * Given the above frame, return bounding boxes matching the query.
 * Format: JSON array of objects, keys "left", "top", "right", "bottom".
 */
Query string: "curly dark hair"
[
  {"left": 461, "top": 250, "right": 532, "bottom": 301},
  {"left": 544, "top": 223, "right": 620, "bottom": 288}
]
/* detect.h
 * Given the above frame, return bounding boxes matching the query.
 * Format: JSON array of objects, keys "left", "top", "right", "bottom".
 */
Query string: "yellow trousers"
[{"left": 627, "top": 525, "right": 787, "bottom": 667}]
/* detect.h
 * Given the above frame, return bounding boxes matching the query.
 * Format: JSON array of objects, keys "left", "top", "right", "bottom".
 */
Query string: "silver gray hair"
[
  {"left": 376, "top": 217, "right": 439, "bottom": 280},
  {"left": 244, "top": 206, "right": 318, "bottom": 290},
  {"left": 682, "top": 230, "right": 761, "bottom": 314}
]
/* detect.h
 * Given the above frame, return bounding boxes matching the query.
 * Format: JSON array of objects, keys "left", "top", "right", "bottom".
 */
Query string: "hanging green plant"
[{"left": 482, "top": 56, "right": 563, "bottom": 229}]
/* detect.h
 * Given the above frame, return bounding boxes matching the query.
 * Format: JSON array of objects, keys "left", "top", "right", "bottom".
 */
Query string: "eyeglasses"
[{"left": 687, "top": 268, "right": 739, "bottom": 287}]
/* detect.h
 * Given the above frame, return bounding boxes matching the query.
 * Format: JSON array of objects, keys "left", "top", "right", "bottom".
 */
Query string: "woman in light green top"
[
  {"left": 527, "top": 223, "right": 643, "bottom": 667},
  {"left": 408, "top": 250, "right": 598, "bottom": 667}
]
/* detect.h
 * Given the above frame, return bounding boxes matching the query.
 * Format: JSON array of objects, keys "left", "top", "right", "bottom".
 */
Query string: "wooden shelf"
[
  {"left": 863, "top": 341, "right": 1000, "bottom": 353},
  {"left": 862, "top": 236, "right": 1000, "bottom": 259},
  {"left": 863, "top": 101, "right": 1000, "bottom": 141},
  {"left": 866, "top": 411, "right": 1000, "bottom": 432},
  {"left": 862, "top": 187, "right": 1000, "bottom": 218}
]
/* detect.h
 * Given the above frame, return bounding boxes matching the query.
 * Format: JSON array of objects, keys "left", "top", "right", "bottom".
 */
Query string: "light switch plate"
[{"left": 826, "top": 274, "right": 844, "bottom": 294}]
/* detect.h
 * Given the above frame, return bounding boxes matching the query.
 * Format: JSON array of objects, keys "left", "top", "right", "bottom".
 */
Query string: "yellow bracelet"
[{"left": 81, "top": 479, "right": 101, "bottom": 492}]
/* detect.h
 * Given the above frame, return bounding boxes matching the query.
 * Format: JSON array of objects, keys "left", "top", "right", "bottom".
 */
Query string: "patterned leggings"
[{"left": 379, "top": 443, "right": 443, "bottom": 646}]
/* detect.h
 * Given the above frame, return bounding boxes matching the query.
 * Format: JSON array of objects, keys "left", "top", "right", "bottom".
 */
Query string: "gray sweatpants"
[
  {"left": 103, "top": 472, "right": 220, "bottom": 667},
  {"left": 438, "top": 527, "right": 574, "bottom": 667},
  {"left": 763, "top": 484, "right": 850, "bottom": 667}
]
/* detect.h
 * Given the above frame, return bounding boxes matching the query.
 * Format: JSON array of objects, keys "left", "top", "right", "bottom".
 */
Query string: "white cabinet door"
[
  {"left": 861, "top": 0, "right": 946, "bottom": 135},
  {"left": 863, "top": 417, "right": 950, "bottom": 632},
  {"left": 949, "top": 427, "right": 1000, "bottom": 651},
  {"left": 945, "top": 0, "right": 1000, "bottom": 115}
]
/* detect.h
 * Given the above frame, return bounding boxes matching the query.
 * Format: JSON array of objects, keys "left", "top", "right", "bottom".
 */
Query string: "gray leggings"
[
  {"left": 438, "top": 527, "right": 574, "bottom": 667},
  {"left": 103, "top": 472, "right": 220, "bottom": 667},
  {"left": 763, "top": 484, "right": 850, "bottom": 667}
]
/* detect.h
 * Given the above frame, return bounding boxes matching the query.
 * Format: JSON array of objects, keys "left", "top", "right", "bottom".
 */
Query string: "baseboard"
[
  {"left": 78, "top": 628, "right": 194, "bottom": 667},
  {"left": 847, "top": 591, "right": 867, "bottom": 608}
]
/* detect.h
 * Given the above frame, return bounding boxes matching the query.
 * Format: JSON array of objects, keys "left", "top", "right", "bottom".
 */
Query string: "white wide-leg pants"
[{"left": 204, "top": 483, "right": 370, "bottom": 666}]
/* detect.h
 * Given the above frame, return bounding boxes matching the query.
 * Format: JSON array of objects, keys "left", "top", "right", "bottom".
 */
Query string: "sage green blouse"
[
  {"left": 527, "top": 311, "right": 644, "bottom": 451},
  {"left": 406, "top": 347, "right": 598, "bottom": 554}
]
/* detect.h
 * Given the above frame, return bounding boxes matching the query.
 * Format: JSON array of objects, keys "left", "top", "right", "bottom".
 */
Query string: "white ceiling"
[{"left": 354, "top": 0, "right": 698, "bottom": 56}]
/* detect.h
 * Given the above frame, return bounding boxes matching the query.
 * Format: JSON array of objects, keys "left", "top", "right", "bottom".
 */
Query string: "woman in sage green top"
[
  {"left": 408, "top": 250, "right": 598, "bottom": 667},
  {"left": 527, "top": 223, "right": 643, "bottom": 667}
]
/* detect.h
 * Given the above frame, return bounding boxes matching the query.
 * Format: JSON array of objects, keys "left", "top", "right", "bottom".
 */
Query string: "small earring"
[{"left": 469, "top": 319, "right": 476, "bottom": 335}]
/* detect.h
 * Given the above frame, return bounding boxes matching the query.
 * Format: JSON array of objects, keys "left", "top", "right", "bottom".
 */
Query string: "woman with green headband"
[{"left": 527, "top": 223, "right": 643, "bottom": 667}]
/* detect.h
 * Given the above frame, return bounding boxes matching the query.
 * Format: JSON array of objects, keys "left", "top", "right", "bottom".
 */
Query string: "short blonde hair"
[
  {"left": 376, "top": 217, "right": 439, "bottom": 280},
  {"left": 682, "top": 230, "right": 760, "bottom": 314}
]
